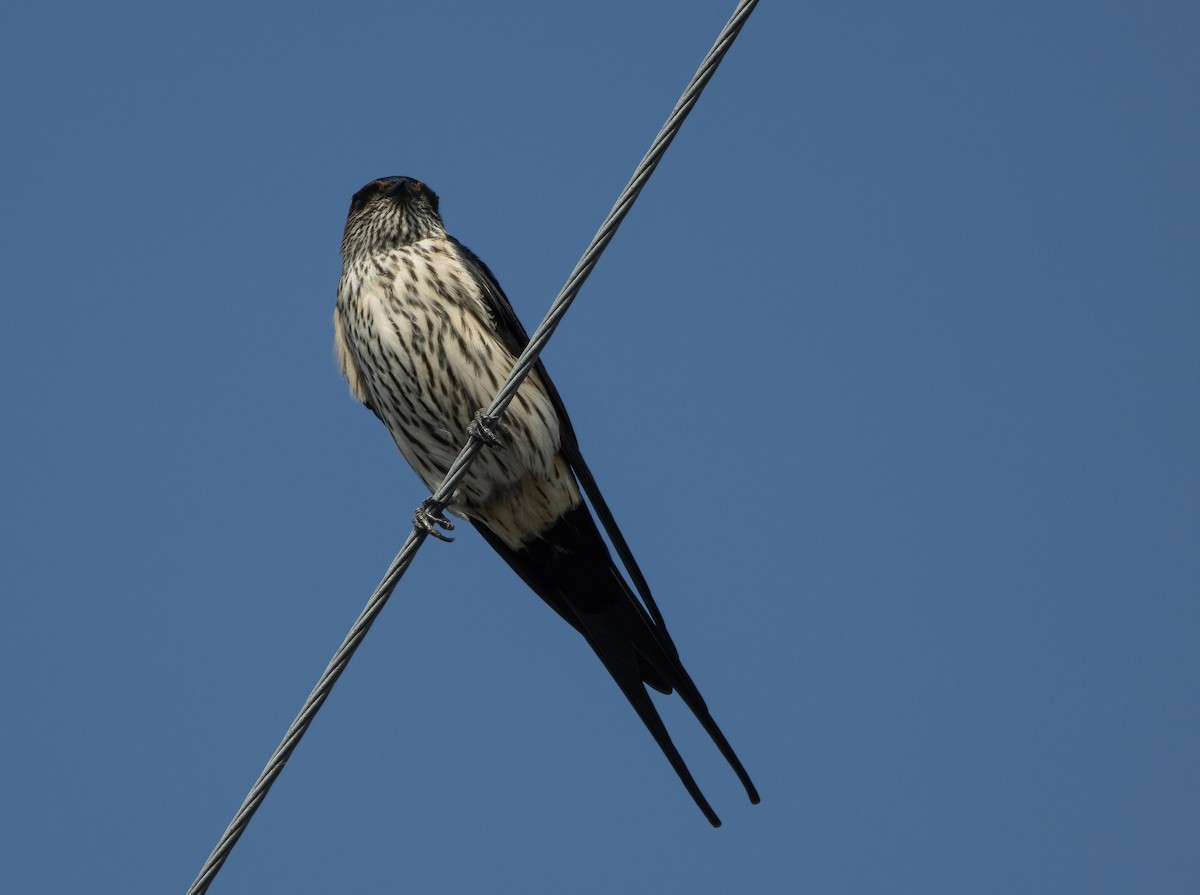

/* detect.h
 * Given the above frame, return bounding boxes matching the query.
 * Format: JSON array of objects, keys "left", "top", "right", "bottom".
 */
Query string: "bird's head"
[{"left": 341, "top": 176, "right": 444, "bottom": 257}]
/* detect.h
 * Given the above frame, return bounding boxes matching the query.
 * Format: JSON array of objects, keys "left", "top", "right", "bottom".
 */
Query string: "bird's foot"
[
  {"left": 414, "top": 497, "right": 455, "bottom": 542},
  {"left": 468, "top": 410, "right": 506, "bottom": 450}
]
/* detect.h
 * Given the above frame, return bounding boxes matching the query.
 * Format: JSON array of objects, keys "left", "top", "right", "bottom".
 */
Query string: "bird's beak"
[{"left": 385, "top": 179, "right": 424, "bottom": 201}]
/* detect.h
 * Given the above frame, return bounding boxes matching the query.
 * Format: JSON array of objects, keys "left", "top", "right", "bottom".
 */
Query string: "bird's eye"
[
  {"left": 349, "top": 180, "right": 389, "bottom": 214},
  {"left": 418, "top": 183, "right": 440, "bottom": 214}
]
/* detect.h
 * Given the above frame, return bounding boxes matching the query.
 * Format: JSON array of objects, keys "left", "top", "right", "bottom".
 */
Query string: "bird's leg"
[
  {"left": 414, "top": 497, "right": 455, "bottom": 542},
  {"left": 468, "top": 409, "right": 506, "bottom": 450}
]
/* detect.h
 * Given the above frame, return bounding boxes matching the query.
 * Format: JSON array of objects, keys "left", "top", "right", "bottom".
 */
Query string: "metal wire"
[{"left": 185, "top": 2, "right": 760, "bottom": 891}]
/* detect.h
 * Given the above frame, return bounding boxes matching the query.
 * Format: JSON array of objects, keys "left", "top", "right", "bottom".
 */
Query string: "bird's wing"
[
  {"left": 451, "top": 240, "right": 676, "bottom": 645},
  {"left": 454, "top": 240, "right": 761, "bottom": 820}
]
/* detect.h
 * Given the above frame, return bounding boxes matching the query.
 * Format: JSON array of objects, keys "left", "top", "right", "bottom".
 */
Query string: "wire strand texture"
[{"left": 185, "top": 2, "right": 760, "bottom": 892}]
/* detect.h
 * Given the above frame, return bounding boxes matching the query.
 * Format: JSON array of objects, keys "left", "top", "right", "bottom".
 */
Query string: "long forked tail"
[
  {"left": 649, "top": 647, "right": 762, "bottom": 811},
  {"left": 471, "top": 503, "right": 759, "bottom": 825},
  {"left": 589, "top": 643, "right": 724, "bottom": 826},
  {"left": 583, "top": 624, "right": 759, "bottom": 827}
]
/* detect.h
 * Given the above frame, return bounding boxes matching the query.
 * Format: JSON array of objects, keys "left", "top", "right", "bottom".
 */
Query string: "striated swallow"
[{"left": 334, "top": 176, "right": 758, "bottom": 825}]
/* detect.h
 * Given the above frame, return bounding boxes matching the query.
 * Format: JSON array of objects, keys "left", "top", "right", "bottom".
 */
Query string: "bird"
[{"left": 333, "top": 176, "right": 759, "bottom": 826}]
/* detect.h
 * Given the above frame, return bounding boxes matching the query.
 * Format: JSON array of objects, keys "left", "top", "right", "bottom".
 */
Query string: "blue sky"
[{"left": 2, "top": 1, "right": 1197, "bottom": 892}]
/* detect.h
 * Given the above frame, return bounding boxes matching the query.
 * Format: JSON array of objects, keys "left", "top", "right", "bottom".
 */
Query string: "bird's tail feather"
[
  {"left": 585, "top": 637, "right": 723, "bottom": 826},
  {"left": 470, "top": 502, "right": 759, "bottom": 823}
]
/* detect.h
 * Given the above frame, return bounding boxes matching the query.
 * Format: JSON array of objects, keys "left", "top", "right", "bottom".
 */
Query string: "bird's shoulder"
[{"left": 442, "top": 237, "right": 531, "bottom": 359}]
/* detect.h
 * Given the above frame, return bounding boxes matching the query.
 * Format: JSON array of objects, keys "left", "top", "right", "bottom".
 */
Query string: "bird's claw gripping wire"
[
  {"left": 414, "top": 497, "right": 455, "bottom": 542},
  {"left": 468, "top": 410, "right": 506, "bottom": 449}
]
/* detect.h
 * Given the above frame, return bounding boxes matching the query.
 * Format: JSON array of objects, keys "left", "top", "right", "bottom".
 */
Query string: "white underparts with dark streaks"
[{"left": 335, "top": 237, "right": 581, "bottom": 549}]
